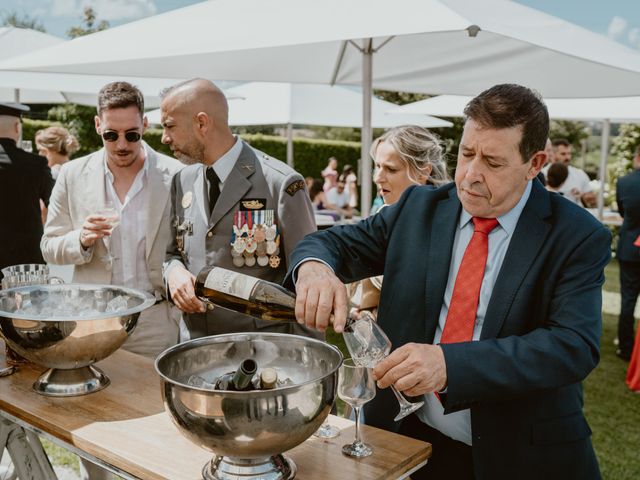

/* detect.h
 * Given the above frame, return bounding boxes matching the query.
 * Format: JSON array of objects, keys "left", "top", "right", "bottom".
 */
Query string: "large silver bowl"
[
  {"left": 156, "top": 333, "right": 343, "bottom": 480},
  {"left": 0, "top": 284, "right": 155, "bottom": 396}
]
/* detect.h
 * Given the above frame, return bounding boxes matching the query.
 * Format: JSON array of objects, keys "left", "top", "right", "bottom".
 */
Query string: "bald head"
[
  {"left": 162, "top": 78, "right": 229, "bottom": 127},
  {"left": 160, "top": 78, "right": 235, "bottom": 165},
  {"left": 0, "top": 115, "right": 20, "bottom": 141}
]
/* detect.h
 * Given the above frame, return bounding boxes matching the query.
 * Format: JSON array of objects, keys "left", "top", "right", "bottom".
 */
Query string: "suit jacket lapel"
[
  {"left": 209, "top": 144, "right": 254, "bottom": 229},
  {"left": 424, "top": 188, "right": 461, "bottom": 342},
  {"left": 481, "top": 181, "right": 552, "bottom": 340},
  {"left": 145, "top": 149, "right": 172, "bottom": 260}
]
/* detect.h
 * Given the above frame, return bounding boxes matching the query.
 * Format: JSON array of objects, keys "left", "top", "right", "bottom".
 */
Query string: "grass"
[
  {"left": 604, "top": 257, "right": 620, "bottom": 294},
  {"left": 41, "top": 438, "right": 79, "bottom": 473},
  {"left": 589, "top": 257, "right": 640, "bottom": 479},
  {"left": 585, "top": 312, "right": 640, "bottom": 479}
]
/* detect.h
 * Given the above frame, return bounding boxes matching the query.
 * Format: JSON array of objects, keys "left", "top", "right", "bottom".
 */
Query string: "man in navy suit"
[
  {"left": 287, "top": 84, "right": 608, "bottom": 479},
  {"left": 615, "top": 145, "right": 640, "bottom": 361}
]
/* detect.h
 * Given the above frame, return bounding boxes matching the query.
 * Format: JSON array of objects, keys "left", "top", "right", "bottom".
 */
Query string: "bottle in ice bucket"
[
  {"left": 214, "top": 358, "right": 258, "bottom": 391},
  {"left": 259, "top": 367, "right": 278, "bottom": 389},
  {"left": 194, "top": 266, "right": 297, "bottom": 321}
]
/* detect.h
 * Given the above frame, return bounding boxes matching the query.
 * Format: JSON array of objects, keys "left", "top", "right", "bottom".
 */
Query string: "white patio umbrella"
[
  {"left": 389, "top": 94, "right": 640, "bottom": 218},
  {"left": 0, "top": 27, "right": 194, "bottom": 107},
  {"left": 146, "top": 82, "right": 452, "bottom": 166},
  {"left": 4, "top": 1, "right": 640, "bottom": 214}
]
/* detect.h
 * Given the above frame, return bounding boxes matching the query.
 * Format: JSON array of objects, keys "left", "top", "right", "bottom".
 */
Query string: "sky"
[{"left": 0, "top": 0, "right": 639, "bottom": 50}]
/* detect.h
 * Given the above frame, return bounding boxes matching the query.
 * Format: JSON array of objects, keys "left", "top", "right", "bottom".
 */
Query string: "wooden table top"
[{"left": 0, "top": 346, "right": 431, "bottom": 479}]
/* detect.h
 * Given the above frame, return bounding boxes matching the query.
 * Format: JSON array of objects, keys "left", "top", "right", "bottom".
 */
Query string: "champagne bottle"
[
  {"left": 259, "top": 368, "right": 278, "bottom": 389},
  {"left": 214, "top": 358, "right": 258, "bottom": 391},
  {"left": 194, "top": 266, "right": 297, "bottom": 322}
]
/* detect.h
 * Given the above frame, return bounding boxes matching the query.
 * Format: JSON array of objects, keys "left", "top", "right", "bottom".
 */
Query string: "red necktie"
[{"left": 441, "top": 217, "right": 499, "bottom": 343}]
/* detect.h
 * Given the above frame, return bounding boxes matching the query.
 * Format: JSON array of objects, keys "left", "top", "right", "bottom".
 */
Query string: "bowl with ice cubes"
[
  {"left": 156, "top": 333, "right": 343, "bottom": 480},
  {"left": 0, "top": 284, "right": 155, "bottom": 396}
]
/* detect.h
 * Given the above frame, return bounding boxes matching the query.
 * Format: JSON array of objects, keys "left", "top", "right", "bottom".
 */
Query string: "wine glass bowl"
[
  {"left": 337, "top": 358, "right": 375, "bottom": 457},
  {"left": 343, "top": 312, "right": 425, "bottom": 422},
  {"left": 96, "top": 201, "right": 120, "bottom": 231}
]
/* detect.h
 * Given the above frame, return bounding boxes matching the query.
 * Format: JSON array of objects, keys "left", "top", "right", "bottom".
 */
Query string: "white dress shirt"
[
  {"left": 104, "top": 148, "right": 153, "bottom": 295},
  {"left": 416, "top": 181, "right": 532, "bottom": 446}
]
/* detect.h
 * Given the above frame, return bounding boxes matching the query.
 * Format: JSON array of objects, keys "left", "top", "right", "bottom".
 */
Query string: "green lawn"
[
  {"left": 585, "top": 312, "right": 640, "bottom": 480},
  {"left": 604, "top": 258, "right": 620, "bottom": 294}
]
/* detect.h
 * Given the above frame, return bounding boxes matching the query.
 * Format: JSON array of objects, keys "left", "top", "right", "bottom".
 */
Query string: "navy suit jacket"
[
  {"left": 616, "top": 169, "right": 640, "bottom": 262},
  {"left": 286, "top": 180, "right": 610, "bottom": 480}
]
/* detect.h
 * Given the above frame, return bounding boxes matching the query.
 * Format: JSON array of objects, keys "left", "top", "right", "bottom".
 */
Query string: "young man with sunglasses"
[{"left": 41, "top": 81, "right": 183, "bottom": 360}]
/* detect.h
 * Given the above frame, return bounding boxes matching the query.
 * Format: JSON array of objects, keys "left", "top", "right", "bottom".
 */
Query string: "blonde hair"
[
  {"left": 35, "top": 126, "right": 79, "bottom": 156},
  {"left": 370, "top": 125, "right": 450, "bottom": 186}
]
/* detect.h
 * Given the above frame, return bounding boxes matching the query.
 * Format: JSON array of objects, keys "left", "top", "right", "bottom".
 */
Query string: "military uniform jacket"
[
  {"left": 0, "top": 138, "right": 54, "bottom": 271},
  {"left": 164, "top": 142, "right": 318, "bottom": 338}
]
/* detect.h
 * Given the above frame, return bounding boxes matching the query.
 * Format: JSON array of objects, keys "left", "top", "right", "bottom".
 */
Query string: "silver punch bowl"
[
  {"left": 0, "top": 284, "right": 155, "bottom": 396},
  {"left": 156, "top": 332, "right": 343, "bottom": 480}
]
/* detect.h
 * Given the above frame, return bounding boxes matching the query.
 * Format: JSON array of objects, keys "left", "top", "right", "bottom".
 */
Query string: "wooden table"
[{"left": 0, "top": 347, "right": 430, "bottom": 479}]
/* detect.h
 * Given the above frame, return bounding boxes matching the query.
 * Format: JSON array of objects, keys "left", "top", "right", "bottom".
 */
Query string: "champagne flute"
[
  {"left": 337, "top": 358, "right": 375, "bottom": 457},
  {"left": 343, "top": 311, "right": 424, "bottom": 421},
  {"left": 96, "top": 200, "right": 120, "bottom": 268}
]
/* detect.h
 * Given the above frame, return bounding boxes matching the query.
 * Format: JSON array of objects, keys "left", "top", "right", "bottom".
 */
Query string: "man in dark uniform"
[
  {"left": 616, "top": 145, "right": 640, "bottom": 361},
  {"left": 0, "top": 102, "right": 54, "bottom": 280}
]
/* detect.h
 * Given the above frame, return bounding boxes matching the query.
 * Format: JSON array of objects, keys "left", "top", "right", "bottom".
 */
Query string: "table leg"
[{"left": 0, "top": 417, "right": 58, "bottom": 480}]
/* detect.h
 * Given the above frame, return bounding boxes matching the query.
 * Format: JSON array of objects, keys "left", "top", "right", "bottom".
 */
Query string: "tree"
[
  {"left": 67, "top": 7, "right": 109, "bottom": 39},
  {"left": 1, "top": 11, "right": 45, "bottom": 32}
]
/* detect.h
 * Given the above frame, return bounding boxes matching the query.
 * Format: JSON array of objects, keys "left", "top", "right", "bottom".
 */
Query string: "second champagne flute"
[
  {"left": 343, "top": 311, "right": 424, "bottom": 422},
  {"left": 338, "top": 358, "right": 375, "bottom": 457}
]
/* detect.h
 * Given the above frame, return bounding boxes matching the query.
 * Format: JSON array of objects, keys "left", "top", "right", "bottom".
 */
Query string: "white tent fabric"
[
  {"left": 5, "top": 0, "right": 640, "bottom": 213},
  {"left": 389, "top": 94, "right": 640, "bottom": 219},
  {"left": 0, "top": 27, "right": 191, "bottom": 107},
  {"left": 146, "top": 82, "right": 452, "bottom": 165},
  {"left": 388, "top": 95, "right": 640, "bottom": 122}
]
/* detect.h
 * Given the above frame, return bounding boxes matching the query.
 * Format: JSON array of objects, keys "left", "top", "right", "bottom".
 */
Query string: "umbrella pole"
[
  {"left": 597, "top": 119, "right": 610, "bottom": 220},
  {"left": 286, "top": 123, "right": 294, "bottom": 167},
  {"left": 13, "top": 89, "right": 19, "bottom": 103},
  {"left": 361, "top": 40, "right": 373, "bottom": 217}
]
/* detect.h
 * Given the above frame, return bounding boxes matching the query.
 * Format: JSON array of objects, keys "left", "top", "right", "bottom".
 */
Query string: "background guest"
[
  {"left": 354, "top": 125, "right": 449, "bottom": 317},
  {"left": 321, "top": 156, "right": 339, "bottom": 192},
  {"left": 615, "top": 145, "right": 640, "bottom": 361},
  {"left": 35, "top": 126, "right": 80, "bottom": 224},
  {"left": 35, "top": 126, "right": 80, "bottom": 180},
  {"left": 326, "top": 175, "right": 353, "bottom": 218},
  {"left": 342, "top": 164, "right": 358, "bottom": 208}
]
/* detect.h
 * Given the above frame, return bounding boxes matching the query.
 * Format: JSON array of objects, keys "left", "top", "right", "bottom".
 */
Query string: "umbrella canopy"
[
  {"left": 5, "top": 0, "right": 640, "bottom": 213},
  {"left": 0, "top": 27, "right": 191, "bottom": 107},
  {"left": 388, "top": 95, "right": 640, "bottom": 122},
  {"left": 147, "top": 82, "right": 451, "bottom": 166}
]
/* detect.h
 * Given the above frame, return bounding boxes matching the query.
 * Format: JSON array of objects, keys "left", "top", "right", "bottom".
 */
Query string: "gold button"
[
  {"left": 207, "top": 231, "right": 213, "bottom": 238},
  {"left": 207, "top": 303, "right": 214, "bottom": 311}
]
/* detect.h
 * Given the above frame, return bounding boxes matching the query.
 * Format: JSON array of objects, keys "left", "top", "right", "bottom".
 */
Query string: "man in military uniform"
[
  {"left": 160, "top": 78, "right": 318, "bottom": 339},
  {"left": 0, "top": 102, "right": 54, "bottom": 279}
]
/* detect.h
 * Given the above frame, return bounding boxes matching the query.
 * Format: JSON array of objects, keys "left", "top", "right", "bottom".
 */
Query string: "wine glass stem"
[
  {"left": 353, "top": 406, "right": 362, "bottom": 444},
  {"left": 390, "top": 384, "right": 412, "bottom": 408}
]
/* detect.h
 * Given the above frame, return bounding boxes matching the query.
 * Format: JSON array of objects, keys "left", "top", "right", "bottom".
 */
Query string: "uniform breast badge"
[{"left": 231, "top": 206, "right": 281, "bottom": 269}]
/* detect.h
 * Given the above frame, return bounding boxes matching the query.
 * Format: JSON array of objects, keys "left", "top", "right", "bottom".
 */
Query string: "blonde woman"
[
  {"left": 355, "top": 125, "right": 450, "bottom": 314},
  {"left": 35, "top": 126, "right": 80, "bottom": 180}
]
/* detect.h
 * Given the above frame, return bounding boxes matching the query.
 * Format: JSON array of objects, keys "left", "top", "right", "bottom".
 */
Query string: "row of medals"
[{"left": 231, "top": 210, "right": 281, "bottom": 268}]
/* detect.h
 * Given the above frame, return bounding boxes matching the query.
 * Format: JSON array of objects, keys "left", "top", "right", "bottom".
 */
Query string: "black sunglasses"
[{"left": 101, "top": 130, "right": 142, "bottom": 143}]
